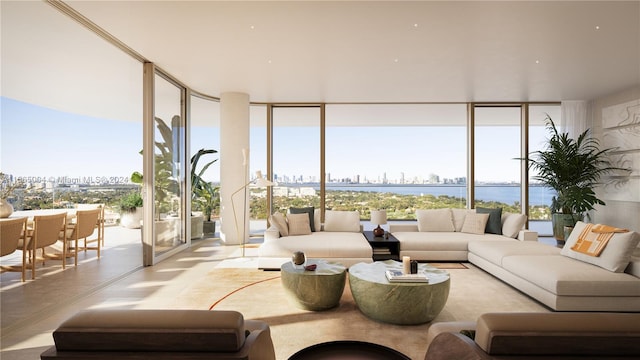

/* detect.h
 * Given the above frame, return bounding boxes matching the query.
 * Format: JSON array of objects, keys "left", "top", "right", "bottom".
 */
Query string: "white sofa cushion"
[
  {"left": 476, "top": 207, "right": 503, "bottom": 235},
  {"left": 286, "top": 208, "right": 321, "bottom": 232},
  {"left": 416, "top": 208, "right": 455, "bottom": 232},
  {"left": 287, "top": 213, "right": 311, "bottom": 236},
  {"left": 561, "top": 221, "right": 640, "bottom": 273},
  {"left": 259, "top": 232, "right": 372, "bottom": 259},
  {"left": 461, "top": 213, "right": 489, "bottom": 234},
  {"left": 451, "top": 208, "right": 474, "bottom": 232},
  {"left": 324, "top": 210, "right": 360, "bottom": 232},
  {"left": 268, "top": 212, "right": 288, "bottom": 237},
  {"left": 392, "top": 232, "right": 471, "bottom": 251},
  {"left": 501, "top": 213, "right": 527, "bottom": 238},
  {"left": 502, "top": 254, "right": 640, "bottom": 296},
  {"left": 468, "top": 240, "right": 560, "bottom": 267}
]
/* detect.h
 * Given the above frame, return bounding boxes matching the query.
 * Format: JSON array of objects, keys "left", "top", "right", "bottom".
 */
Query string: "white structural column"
[{"left": 219, "top": 92, "right": 250, "bottom": 245}]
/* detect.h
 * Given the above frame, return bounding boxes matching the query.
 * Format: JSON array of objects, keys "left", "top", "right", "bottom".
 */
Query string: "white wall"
[{"left": 590, "top": 85, "right": 640, "bottom": 231}]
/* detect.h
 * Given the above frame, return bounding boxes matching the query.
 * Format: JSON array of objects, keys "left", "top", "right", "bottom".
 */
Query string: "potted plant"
[
  {"left": 191, "top": 148, "right": 219, "bottom": 236},
  {"left": 525, "top": 116, "right": 629, "bottom": 243},
  {"left": 194, "top": 181, "right": 220, "bottom": 235},
  {"left": 118, "top": 191, "right": 143, "bottom": 229}
]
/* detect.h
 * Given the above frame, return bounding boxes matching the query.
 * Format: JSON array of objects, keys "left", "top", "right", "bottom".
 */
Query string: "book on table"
[{"left": 385, "top": 270, "right": 429, "bottom": 283}]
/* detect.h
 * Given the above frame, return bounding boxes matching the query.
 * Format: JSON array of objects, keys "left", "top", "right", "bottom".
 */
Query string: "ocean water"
[{"left": 322, "top": 184, "right": 554, "bottom": 206}]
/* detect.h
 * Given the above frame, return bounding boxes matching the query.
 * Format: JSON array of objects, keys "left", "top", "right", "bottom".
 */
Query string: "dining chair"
[
  {"left": 29, "top": 212, "right": 67, "bottom": 279},
  {"left": 76, "top": 204, "right": 105, "bottom": 246},
  {"left": 60, "top": 208, "right": 102, "bottom": 268},
  {"left": 0, "top": 217, "right": 29, "bottom": 281}
]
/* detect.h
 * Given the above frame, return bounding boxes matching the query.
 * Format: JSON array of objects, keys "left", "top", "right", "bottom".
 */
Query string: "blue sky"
[{"left": 2, "top": 97, "right": 546, "bottom": 184}]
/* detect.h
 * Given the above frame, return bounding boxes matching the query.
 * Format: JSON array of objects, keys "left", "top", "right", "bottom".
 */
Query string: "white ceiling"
[{"left": 59, "top": 0, "right": 639, "bottom": 104}]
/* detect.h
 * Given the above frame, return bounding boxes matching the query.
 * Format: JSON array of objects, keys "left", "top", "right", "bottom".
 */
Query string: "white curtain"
[{"left": 560, "top": 100, "right": 589, "bottom": 138}]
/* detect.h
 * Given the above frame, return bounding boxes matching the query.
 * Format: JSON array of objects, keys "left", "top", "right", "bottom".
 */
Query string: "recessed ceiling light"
[
  {"left": 595, "top": 25, "right": 600, "bottom": 30},
  {"left": 250, "top": 25, "right": 255, "bottom": 30},
  {"left": 535, "top": 60, "right": 540, "bottom": 64},
  {"left": 394, "top": 58, "right": 399, "bottom": 63},
  {"left": 413, "top": 23, "right": 419, "bottom": 28},
  {"left": 267, "top": 60, "right": 272, "bottom": 64}
]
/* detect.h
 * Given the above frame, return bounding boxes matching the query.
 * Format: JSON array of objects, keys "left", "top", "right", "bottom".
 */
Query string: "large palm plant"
[
  {"left": 527, "top": 116, "right": 628, "bottom": 237},
  {"left": 191, "top": 148, "right": 219, "bottom": 221}
]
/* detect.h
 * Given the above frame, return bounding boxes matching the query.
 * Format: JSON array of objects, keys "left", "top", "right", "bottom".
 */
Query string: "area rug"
[
  {"left": 172, "top": 264, "right": 549, "bottom": 359},
  {"left": 429, "top": 262, "right": 468, "bottom": 269}
]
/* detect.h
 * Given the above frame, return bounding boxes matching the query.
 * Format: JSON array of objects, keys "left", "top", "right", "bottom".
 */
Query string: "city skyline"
[{"left": 2, "top": 97, "right": 548, "bottom": 184}]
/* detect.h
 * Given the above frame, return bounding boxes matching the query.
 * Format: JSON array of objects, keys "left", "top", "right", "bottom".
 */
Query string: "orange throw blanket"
[{"left": 571, "top": 224, "right": 630, "bottom": 257}]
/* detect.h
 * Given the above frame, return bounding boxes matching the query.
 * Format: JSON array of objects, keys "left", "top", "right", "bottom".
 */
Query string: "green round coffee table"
[
  {"left": 281, "top": 259, "right": 346, "bottom": 311},
  {"left": 348, "top": 260, "right": 450, "bottom": 325}
]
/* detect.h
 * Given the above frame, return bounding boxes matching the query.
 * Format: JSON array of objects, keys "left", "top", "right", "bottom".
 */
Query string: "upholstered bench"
[
  {"left": 40, "top": 309, "right": 275, "bottom": 360},
  {"left": 425, "top": 312, "right": 640, "bottom": 359}
]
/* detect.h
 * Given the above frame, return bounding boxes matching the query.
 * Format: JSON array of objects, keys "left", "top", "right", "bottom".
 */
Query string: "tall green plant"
[
  {"left": 191, "top": 148, "right": 219, "bottom": 221},
  {"left": 526, "top": 116, "right": 629, "bottom": 218},
  {"left": 130, "top": 116, "right": 180, "bottom": 218}
]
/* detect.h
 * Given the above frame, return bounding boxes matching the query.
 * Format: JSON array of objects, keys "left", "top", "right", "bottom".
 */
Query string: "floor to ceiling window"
[
  {"left": 473, "top": 106, "right": 522, "bottom": 213},
  {"left": 249, "top": 104, "right": 269, "bottom": 236},
  {"left": 528, "top": 105, "right": 560, "bottom": 236},
  {"left": 271, "top": 106, "right": 322, "bottom": 213},
  {"left": 1, "top": 1, "right": 142, "bottom": 236},
  {"left": 325, "top": 104, "right": 468, "bottom": 220},
  {"left": 190, "top": 95, "right": 221, "bottom": 236},
  {"left": 151, "top": 73, "right": 187, "bottom": 257}
]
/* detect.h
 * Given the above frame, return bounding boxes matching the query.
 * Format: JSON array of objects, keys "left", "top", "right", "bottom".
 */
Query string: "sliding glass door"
[{"left": 142, "top": 66, "right": 189, "bottom": 265}]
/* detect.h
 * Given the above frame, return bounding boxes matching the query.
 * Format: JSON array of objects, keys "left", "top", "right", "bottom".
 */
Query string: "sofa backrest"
[
  {"left": 388, "top": 209, "right": 527, "bottom": 238},
  {"left": 53, "top": 309, "right": 246, "bottom": 352},
  {"left": 475, "top": 312, "right": 640, "bottom": 356}
]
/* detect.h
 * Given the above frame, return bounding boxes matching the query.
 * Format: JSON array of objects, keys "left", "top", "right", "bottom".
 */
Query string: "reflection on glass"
[
  {"left": 154, "top": 74, "right": 185, "bottom": 255},
  {"left": 249, "top": 105, "right": 268, "bottom": 226},
  {"left": 528, "top": 105, "right": 560, "bottom": 236}
]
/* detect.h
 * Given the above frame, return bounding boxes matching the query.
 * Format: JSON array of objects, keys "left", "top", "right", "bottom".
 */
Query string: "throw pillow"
[
  {"left": 268, "top": 212, "right": 288, "bottom": 237},
  {"left": 289, "top": 207, "right": 316, "bottom": 232},
  {"left": 287, "top": 213, "right": 312, "bottom": 236},
  {"left": 416, "top": 209, "right": 455, "bottom": 232},
  {"left": 561, "top": 221, "right": 640, "bottom": 272},
  {"left": 451, "top": 208, "right": 475, "bottom": 232},
  {"left": 476, "top": 207, "right": 503, "bottom": 235},
  {"left": 461, "top": 213, "right": 490, "bottom": 234},
  {"left": 501, "top": 213, "right": 527, "bottom": 238},
  {"left": 324, "top": 210, "right": 361, "bottom": 232}
]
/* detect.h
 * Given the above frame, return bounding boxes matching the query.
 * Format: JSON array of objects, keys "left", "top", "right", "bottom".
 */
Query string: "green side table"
[
  {"left": 281, "top": 259, "right": 346, "bottom": 311},
  {"left": 348, "top": 260, "right": 450, "bottom": 325}
]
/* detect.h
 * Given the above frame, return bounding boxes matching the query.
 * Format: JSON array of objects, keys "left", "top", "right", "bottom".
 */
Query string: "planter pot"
[
  {"left": 0, "top": 198, "right": 14, "bottom": 218},
  {"left": 120, "top": 207, "right": 143, "bottom": 229},
  {"left": 552, "top": 213, "right": 582, "bottom": 244},
  {"left": 203, "top": 220, "right": 216, "bottom": 236},
  {"left": 191, "top": 215, "right": 204, "bottom": 239}
]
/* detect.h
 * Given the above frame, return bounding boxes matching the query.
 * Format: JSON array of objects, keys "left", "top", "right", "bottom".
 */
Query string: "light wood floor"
[
  {"left": 0, "top": 226, "right": 238, "bottom": 360},
  {"left": 1, "top": 225, "right": 555, "bottom": 360}
]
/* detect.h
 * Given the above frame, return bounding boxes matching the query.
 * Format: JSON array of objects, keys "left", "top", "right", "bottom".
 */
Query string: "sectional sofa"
[
  {"left": 258, "top": 207, "right": 530, "bottom": 269},
  {"left": 258, "top": 209, "right": 373, "bottom": 269},
  {"left": 467, "top": 221, "right": 640, "bottom": 311},
  {"left": 259, "top": 207, "right": 640, "bottom": 312}
]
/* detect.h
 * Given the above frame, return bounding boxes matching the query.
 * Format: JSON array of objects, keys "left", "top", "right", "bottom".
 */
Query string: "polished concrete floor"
[{"left": 1, "top": 225, "right": 244, "bottom": 360}]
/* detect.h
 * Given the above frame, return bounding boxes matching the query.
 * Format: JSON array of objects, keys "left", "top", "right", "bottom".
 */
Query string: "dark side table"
[{"left": 363, "top": 231, "right": 400, "bottom": 261}]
